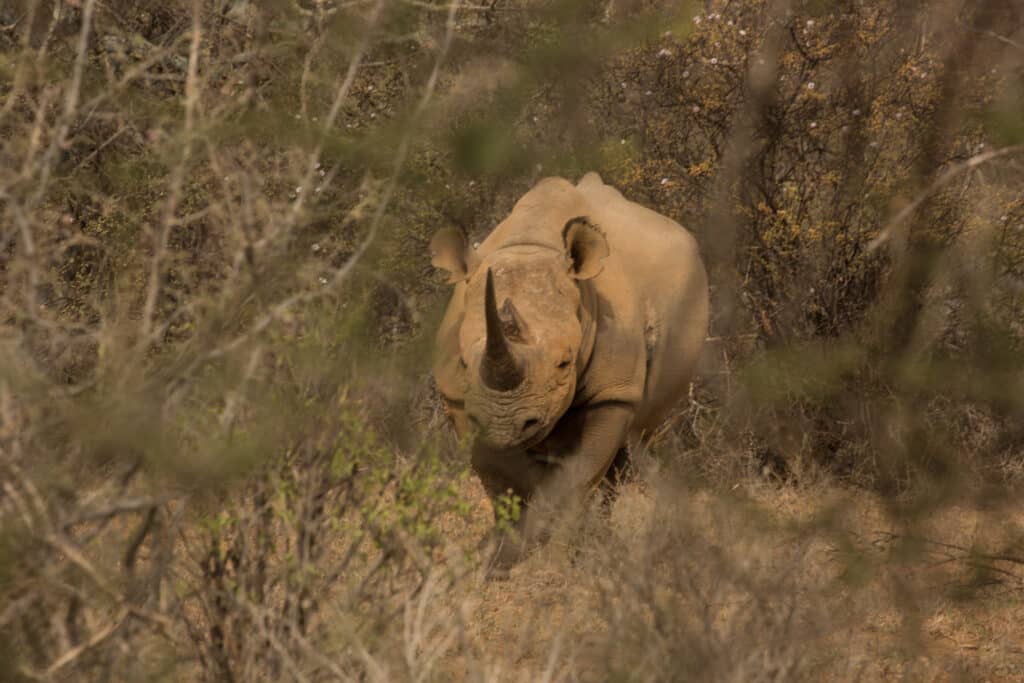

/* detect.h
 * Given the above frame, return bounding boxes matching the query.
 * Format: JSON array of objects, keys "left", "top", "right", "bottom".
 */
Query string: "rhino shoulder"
[{"left": 574, "top": 339, "right": 647, "bottom": 407}]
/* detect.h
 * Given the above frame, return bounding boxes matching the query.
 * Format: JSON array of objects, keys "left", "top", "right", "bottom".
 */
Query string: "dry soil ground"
[{"left": 413, "top": 470, "right": 1024, "bottom": 682}]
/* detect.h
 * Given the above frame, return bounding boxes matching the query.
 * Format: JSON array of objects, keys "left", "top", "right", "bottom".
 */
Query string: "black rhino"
[{"left": 431, "top": 172, "right": 708, "bottom": 571}]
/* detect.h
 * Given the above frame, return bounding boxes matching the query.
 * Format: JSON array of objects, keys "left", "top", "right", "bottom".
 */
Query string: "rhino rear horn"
[
  {"left": 499, "top": 298, "right": 527, "bottom": 341},
  {"left": 481, "top": 269, "right": 525, "bottom": 392}
]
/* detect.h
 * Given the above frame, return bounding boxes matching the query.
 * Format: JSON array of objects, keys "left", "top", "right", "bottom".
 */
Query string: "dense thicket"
[{"left": 1, "top": 0, "right": 1022, "bottom": 680}]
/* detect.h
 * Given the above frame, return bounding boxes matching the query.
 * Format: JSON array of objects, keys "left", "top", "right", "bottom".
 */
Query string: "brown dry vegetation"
[{"left": 1, "top": 0, "right": 1023, "bottom": 681}]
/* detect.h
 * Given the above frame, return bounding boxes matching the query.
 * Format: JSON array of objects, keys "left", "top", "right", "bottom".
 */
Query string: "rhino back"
[{"left": 477, "top": 177, "right": 590, "bottom": 258}]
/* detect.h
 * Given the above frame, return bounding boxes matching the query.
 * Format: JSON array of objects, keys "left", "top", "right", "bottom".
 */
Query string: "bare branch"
[
  {"left": 139, "top": 0, "right": 204, "bottom": 345},
  {"left": 868, "top": 145, "right": 1024, "bottom": 251}
]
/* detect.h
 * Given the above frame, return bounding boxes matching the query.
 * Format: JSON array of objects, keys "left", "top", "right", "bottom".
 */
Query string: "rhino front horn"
[{"left": 481, "top": 268, "right": 525, "bottom": 392}]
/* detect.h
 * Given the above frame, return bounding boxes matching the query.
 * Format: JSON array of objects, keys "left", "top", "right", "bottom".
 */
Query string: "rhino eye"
[
  {"left": 557, "top": 358, "right": 571, "bottom": 370},
  {"left": 458, "top": 357, "right": 468, "bottom": 369}
]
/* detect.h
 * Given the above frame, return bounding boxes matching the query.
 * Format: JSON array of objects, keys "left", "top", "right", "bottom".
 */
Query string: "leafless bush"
[
  {"left": 1, "top": 0, "right": 472, "bottom": 679},
  {"left": 596, "top": 0, "right": 1024, "bottom": 492}
]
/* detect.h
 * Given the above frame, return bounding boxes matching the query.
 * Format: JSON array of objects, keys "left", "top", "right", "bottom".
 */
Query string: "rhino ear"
[
  {"left": 562, "top": 217, "right": 609, "bottom": 281},
  {"left": 430, "top": 227, "right": 478, "bottom": 284}
]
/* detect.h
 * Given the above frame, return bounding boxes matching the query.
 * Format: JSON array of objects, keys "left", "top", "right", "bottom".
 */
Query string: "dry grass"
[{"left": 410, "top": 464, "right": 1024, "bottom": 682}]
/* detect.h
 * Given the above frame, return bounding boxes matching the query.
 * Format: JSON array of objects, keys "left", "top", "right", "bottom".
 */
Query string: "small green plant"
[{"left": 493, "top": 488, "right": 523, "bottom": 534}]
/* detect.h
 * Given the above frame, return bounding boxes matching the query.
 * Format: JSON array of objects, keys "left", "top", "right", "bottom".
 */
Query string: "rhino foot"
[{"left": 477, "top": 529, "right": 524, "bottom": 581}]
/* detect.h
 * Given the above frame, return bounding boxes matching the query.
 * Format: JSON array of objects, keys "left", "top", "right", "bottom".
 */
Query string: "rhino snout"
[{"left": 469, "top": 410, "right": 547, "bottom": 449}]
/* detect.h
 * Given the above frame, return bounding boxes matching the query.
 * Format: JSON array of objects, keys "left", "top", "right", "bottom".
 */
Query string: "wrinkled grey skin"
[{"left": 431, "top": 173, "right": 709, "bottom": 573}]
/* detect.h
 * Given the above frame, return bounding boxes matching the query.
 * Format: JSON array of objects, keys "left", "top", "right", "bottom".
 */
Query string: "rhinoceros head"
[{"left": 431, "top": 218, "right": 609, "bottom": 450}]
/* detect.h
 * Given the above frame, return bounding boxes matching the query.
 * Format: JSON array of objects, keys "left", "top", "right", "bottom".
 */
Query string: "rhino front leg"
[
  {"left": 470, "top": 444, "right": 546, "bottom": 577},
  {"left": 519, "top": 402, "right": 634, "bottom": 547},
  {"left": 473, "top": 402, "right": 634, "bottom": 574}
]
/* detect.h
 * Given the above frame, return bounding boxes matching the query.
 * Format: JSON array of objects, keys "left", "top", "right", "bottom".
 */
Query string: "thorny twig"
[
  {"left": 139, "top": 0, "right": 203, "bottom": 347},
  {"left": 200, "top": 0, "right": 462, "bottom": 363},
  {"left": 868, "top": 145, "right": 1024, "bottom": 251},
  {"left": 872, "top": 531, "right": 1024, "bottom": 589}
]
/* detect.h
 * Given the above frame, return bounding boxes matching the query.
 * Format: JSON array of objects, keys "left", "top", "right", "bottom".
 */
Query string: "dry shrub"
[
  {"left": 485, "top": 453, "right": 1024, "bottom": 681},
  {"left": 1, "top": 1, "right": 473, "bottom": 679},
  {"left": 592, "top": 0, "right": 1024, "bottom": 493}
]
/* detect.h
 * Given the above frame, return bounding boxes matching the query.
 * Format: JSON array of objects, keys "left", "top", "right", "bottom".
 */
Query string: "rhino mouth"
[
  {"left": 478, "top": 424, "right": 550, "bottom": 453},
  {"left": 527, "top": 449, "right": 559, "bottom": 466},
  {"left": 523, "top": 418, "right": 558, "bottom": 450},
  {"left": 525, "top": 434, "right": 560, "bottom": 464}
]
